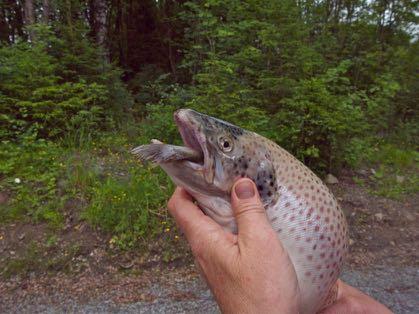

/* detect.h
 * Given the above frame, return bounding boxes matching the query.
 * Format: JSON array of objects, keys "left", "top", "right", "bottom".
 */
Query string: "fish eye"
[{"left": 218, "top": 136, "right": 233, "bottom": 152}]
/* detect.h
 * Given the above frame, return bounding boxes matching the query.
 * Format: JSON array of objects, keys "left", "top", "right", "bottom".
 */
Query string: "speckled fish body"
[{"left": 132, "top": 109, "right": 349, "bottom": 314}]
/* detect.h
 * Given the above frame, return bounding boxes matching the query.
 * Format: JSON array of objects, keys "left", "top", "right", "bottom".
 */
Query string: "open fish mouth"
[
  {"left": 173, "top": 109, "right": 205, "bottom": 166},
  {"left": 132, "top": 109, "right": 214, "bottom": 182},
  {"left": 174, "top": 110, "right": 203, "bottom": 157},
  {"left": 174, "top": 109, "right": 214, "bottom": 183}
]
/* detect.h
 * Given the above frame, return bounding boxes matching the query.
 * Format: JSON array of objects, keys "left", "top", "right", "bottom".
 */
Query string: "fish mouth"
[{"left": 174, "top": 109, "right": 214, "bottom": 183}]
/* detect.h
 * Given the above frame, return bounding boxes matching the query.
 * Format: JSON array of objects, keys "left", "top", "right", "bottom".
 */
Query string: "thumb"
[{"left": 231, "top": 178, "right": 272, "bottom": 238}]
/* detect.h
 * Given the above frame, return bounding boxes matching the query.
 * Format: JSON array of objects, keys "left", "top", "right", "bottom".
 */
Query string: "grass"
[
  {"left": 1, "top": 240, "right": 83, "bottom": 279},
  {"left": 0, "top": 125, "right": 184, "bottom": 279},
  {"left": 351, "top": 143, "right": 419, "bottom": 199},
  {"left": 0, "top": 138, "right": 66, "bottom": 227},
  {"left": 0, "top": 128, "right": 175, "bottom": 249}
]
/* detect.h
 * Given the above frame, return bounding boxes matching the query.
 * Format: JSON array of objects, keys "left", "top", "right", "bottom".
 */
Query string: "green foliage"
[
  {"left": 0, "top": 25, "right": 132, "bottom": 142},
  {"left": 350, "top": 142, "right": 419, "bottom": 199},
  {"left": 0, "top": 137, "right": 65, "bottom": 227},
  {"left": 276, "top": 61, "right": 366, "bottom": 169},
  {"left": 1, "top": 242, "right": 41, "bottom": 279},
  {"left": 1, "top": 240, "right": 82, "bottom": 279},
  {"left": 156, "top": 0, "right": 418, "bottom": 173},
  {"left": 83, "top": 166, "right": 174, "bottom": 249}
]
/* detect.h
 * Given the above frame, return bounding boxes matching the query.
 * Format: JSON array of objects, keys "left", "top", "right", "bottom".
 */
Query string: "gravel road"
[{"left": 5, "top": 266, "right": 418, "bottom": 314}]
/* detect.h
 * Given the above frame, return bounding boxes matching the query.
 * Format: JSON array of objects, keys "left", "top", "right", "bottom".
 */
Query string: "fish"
[{"left": 132, "top": 108, "right": 349, "bottom": 314}]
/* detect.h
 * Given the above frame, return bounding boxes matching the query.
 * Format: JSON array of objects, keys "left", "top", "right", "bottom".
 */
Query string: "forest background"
[{"left": 0, "top": 0, "right": 417, "bottom": 259}]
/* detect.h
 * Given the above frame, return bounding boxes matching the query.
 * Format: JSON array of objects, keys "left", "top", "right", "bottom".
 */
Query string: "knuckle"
[
  {"left": 167, "top": 196, "right": 176, "bottom": 212},
  {"left": 235, "top": 202, "right": 264, "bottom": 217}
]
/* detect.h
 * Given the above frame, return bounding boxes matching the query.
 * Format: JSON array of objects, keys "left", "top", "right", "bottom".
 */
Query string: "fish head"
[
  {"left": 174, "top": 108, "right": 246, "bottom": 191},
  {"left": 134, "top": 109, "right": 278, "bottom": 232}
]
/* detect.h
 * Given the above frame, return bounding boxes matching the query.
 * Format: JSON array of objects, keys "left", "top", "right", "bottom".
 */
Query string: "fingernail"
[{"left": 235, "top": 180, "right": 255, "bottom": 199}]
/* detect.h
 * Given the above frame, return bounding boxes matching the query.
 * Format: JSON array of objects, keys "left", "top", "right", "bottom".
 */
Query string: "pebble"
[
  {"left": 374, "top": 213, "right": 384, "bottom": 221},
  {"left": 405, "top": 212, "right": 415, "bottom": 222},
  {"left": 325, "top": 174, "right": 339, "bottom": 184},
  {"left": 396, "top": 175, "right": 405, "bottom": 183}
]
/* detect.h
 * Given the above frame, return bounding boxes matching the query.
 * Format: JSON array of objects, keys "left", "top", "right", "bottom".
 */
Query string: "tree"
[
  {"left": 24, "top": 0, "right": 35, "bottom": 34},
  {"left": 93, "top": 0, "right": 107, "bottom": 52},
  {"left": 42, "top": 0, "right": 50, "bottom": 24}
]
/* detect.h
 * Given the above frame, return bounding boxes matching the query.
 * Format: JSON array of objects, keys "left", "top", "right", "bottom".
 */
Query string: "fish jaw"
[{"left": 174, "top": 109, "right": 214, "bottom": 184}]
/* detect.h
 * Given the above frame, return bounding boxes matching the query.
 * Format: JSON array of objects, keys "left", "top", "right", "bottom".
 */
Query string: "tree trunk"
[
  {"left": 88, "top": 0, "right": 109, "bottom": 62},
  {"left": 24, "top": 0, "right": 34, "bottom": 25},
  {"left": 0, "top": 5, "right": 9, "bottom": 43},
  {"left": 42, "top": 0, "right": 50, "bottom": 24},
  {"left": 118, "top": 0, "right": 128, "bottom": 67},
  {"left": 23, "top": 0, "right": 35, "bottom": 40},
  {"left": 14, "top": 0, "right": 25, "bottom": 39},
  {"left": 94, "top": 0, "right": 108, "bottom": 55}
]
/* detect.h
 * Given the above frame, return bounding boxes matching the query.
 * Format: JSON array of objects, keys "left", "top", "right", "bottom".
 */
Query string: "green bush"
[
  {"left": 0, "top": 137, "right": 65, "bottom": 226},
  {"left": 0, "top": 25, "right": 132, "bottom": 142},
  {"left": 83, "top": 166, "right": 174, "bottom": 249}
]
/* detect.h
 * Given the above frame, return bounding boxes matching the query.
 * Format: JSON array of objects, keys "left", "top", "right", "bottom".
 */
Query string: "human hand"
[
  {"left": 320, "top": 279, "right": 393, "bottom": 314},
  {"left": 167, "top": 178, "right": 300, "bottom": 314}
]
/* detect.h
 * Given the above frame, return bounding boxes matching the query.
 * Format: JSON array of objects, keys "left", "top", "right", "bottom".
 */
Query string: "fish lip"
[{"left": 174, "top": 109, "right": 212, "bottom": 181}]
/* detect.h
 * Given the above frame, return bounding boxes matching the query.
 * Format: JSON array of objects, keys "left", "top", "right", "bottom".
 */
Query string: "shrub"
[
  {"left": 83, "top": 166, "right": 174, "bottom": 249},
  {"left": 0, "top": 25, "right": 132, "bottom": 142}
]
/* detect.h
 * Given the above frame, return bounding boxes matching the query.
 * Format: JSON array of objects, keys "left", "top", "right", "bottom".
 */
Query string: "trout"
[{"left": 132, "top": 109, "right": 349, "bottom": 314}]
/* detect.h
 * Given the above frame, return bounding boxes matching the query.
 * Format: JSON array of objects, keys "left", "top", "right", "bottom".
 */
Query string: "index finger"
[{"left": 167, "top": 187, "right": 225, "bottom": 248}]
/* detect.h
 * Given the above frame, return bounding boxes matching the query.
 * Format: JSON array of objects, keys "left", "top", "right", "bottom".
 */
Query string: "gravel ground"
[{"left": 4, "top": 266, "right": 418, "bottom": 314}]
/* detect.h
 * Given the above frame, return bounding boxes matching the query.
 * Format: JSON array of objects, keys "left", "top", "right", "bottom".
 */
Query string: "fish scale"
[{"left": 132, "top": 109, "right": 349, "bottom": 314}]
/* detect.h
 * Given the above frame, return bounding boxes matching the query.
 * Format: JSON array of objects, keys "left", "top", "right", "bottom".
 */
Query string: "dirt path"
[
  {"left": 0, "top": 266, "right": 418, "bottom": 313},
  {"left": 1, "top": 173, "right": 418, "bottom": 313}
]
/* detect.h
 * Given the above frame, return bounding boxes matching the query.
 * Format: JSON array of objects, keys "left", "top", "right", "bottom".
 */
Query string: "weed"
[
  {"left": 1, "top": 240, "right": 83, "bottom": 279},
  {"left": 0, "top": 138, "right": 65, "bottom": 227},
  {"left": 83, "top": 165, "right": 174, "bottom": 249},
  {"left": 1, "top": 241, "right": 41, "bottom": 279},
  {"left": 352, "top": 143, "right": 419, "bottom": 199},
  {"left": 45, "top": 235, "right": 58, "bottom": 248}
]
